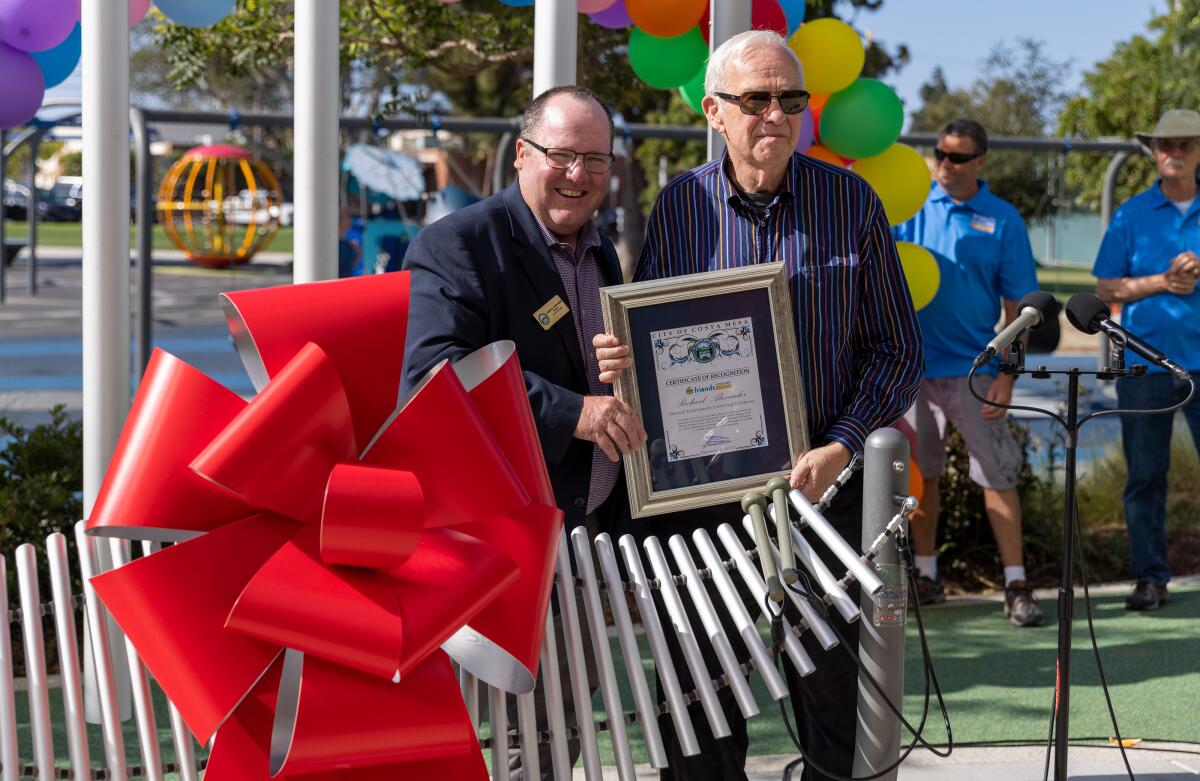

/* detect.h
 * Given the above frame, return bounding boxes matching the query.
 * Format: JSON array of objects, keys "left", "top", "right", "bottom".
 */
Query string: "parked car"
[
  {"left": 37, "top": 179, "right": 83, "bottom": 222},
  {"left": 3, "top": 179, "right": 30, "bottom": 221}
]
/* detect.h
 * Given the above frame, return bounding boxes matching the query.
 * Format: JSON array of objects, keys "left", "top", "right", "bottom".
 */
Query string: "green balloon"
[
  {"left": 629, "top": 26, "right": 708, "bottom": 90},
  {"left": 678, "top": 63, "right": 707, "bottom": 114},
  {"left": 819, "top": 78, "right": 904, "bottom": 160}
]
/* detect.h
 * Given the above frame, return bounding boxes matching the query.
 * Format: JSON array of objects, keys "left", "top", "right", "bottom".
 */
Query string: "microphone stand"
[{"left": 969, "top": 342, "right": 1152, "bottom": 781}]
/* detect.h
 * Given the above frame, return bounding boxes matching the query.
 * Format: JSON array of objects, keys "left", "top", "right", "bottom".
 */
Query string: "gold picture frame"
[{"left": 600, "top": 262, "right": 809, "bottom": 518}]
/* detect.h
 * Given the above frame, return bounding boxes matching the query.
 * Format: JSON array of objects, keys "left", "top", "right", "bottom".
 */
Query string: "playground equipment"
[{"left": 156, "top": 144, "right": 282, "bottom": 268}]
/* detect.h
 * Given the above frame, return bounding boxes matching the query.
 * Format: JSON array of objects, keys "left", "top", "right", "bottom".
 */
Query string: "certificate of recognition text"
[{"left": 649, "top": 316, "right": 768, "bottom": 462}]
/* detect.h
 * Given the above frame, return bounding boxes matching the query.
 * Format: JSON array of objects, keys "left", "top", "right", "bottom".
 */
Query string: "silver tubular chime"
[{"left": 0, "top": 431, "right": 914, "bottom": 781}]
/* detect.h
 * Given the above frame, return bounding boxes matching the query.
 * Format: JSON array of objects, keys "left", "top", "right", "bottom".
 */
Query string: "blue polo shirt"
[
  {"left": 894, "top": 181, "right": 1038, "bottom": 377},
  {"left": 1093, "top": 181, "right": 1200, "bottom": 372}
]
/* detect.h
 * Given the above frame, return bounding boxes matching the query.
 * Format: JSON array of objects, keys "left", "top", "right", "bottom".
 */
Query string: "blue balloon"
[
  {"left": 31, "top": 22, "right": 79, "bottom": 88},
  {"left": 498, "top": 0, "right": 535, "bottom": 5},
  {"left": 155, "top": 0, "right": 236, "bottom": 28},
  {"left": 778, "top": 0, "right": 804, "bottom": 34}
]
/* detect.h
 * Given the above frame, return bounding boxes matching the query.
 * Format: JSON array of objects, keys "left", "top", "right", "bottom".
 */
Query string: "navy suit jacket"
[{"left": 401, "top": 183, "right": 627, "bottom": 532}]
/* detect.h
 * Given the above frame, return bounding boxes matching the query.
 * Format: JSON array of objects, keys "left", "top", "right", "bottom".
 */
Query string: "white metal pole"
[
  {"left": 81, "top": 0, "right": 131, "bottom": 513},
  {"left": 533, "top": 0, "right": 576, "bottom": 98},
  {"left": 707, "top": 0, "right": 751, "bottom": 160},
  {"left": 293, "top": 0, "right": 340, "bottom": 283}
]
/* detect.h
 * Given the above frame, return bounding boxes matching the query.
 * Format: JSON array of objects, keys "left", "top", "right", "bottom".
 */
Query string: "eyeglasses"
[
  {"left": 1153, "top": 138, "right": 1198, "bottom": 153},
  {"left": 933, "top": 148, "right": 984, "bottom": 164},
  {"left": 521, "top": 138, "right": 615, "bottom": 174},
  {"left": 713, "top": 90, "right": 811, "bottom": 116}
]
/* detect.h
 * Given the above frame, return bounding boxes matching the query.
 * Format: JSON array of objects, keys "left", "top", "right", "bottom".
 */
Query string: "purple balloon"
[
  {"left": 0, "top": 43, "right": 44, "bottom": 128},
  {"left": 795, "top": 108, "right": 815, "bottom": 153},
  {"left": 0, "top": 0, "right": 79, "bottom": 52},
  {"left": 589, "top": 0, "right": 632, "bottom": 29}
]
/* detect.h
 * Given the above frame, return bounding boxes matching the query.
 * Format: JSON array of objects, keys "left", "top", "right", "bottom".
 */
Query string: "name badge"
[
  {"left": 969, "top": 215, "right": 996, "bottom": 234},
  {"left": 533, "top": 295, "right": 570, "bottom": 331}
]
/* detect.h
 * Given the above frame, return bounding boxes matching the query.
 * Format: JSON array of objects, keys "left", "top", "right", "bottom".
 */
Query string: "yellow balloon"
[
  {"left": 852, "top": 143, "right": 932, "bottom": 226},
  {"left": 895, "top": 241, "right": 940, "bottom": 311},
  {"left": 788, "top": 19, "right": 864, "bottom": 95}
]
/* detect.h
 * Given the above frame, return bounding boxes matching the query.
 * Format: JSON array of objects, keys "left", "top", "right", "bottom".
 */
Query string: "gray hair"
[{"left": 704, "top": 30, "right": 804, "bottom": 97}]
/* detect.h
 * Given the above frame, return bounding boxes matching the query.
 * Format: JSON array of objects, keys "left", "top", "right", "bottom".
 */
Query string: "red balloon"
[
  {"left": 700, "top": 0, "right": 788, "bottom": 43},
  {"left": 808, "top": 93, "right": 829, "bottom": 143}
]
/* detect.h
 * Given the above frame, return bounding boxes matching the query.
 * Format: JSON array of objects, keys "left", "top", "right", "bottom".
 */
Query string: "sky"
[
  {"left": 856, "top": 0, "right": 1163, "bottom": 128},
  {"left": 45, "top": 0, "right": 1165, "bottom": 128}
]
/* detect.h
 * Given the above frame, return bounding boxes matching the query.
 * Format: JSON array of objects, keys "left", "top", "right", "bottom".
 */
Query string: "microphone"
[
  {"left": 972, "top": 290, "right": 1060, "bottom": 369},
  {"left": 1065, "top": 293, "right": 1191, "bottom": 380}
]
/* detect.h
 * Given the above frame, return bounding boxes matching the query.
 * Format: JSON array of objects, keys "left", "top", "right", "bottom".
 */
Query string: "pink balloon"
[
  {"left": 795, "top": 108, "right": 815, "bottom": 153},
  {"left": 0, "top": 0, "right": 80, "bottom": 52},
  {"left": 579, "top": 0, "right": 617, "bottom": 12},
  {"left": 0, "top": 43, "right": 44, "bottom": 128},
  {"left": 589, "top": 0, "right": 632, "bottom": 29},
  {"left": 130, "top": 0, "right": 151, "bottom": 27}
]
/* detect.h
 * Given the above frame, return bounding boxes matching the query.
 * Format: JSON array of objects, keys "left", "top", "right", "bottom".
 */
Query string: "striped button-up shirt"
[
  {"left": 533, "top": 217, "right": 620, "bottom": 514},
  {"left": 635, "top": 153, "right": 924, "bottom": 454}
]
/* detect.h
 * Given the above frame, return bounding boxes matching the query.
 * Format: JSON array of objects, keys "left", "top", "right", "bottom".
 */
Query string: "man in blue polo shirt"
[
  {"left": 895, "top": 118, "right": 1044, "bottom": 627},
  {"left": 1094, "top": 109, "right": 1200, "bottom": 611}
]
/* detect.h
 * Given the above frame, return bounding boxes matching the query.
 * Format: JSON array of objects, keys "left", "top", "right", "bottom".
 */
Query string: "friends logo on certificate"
[{"left": 650, "top": 317, "right": 768, "bottom": 462}]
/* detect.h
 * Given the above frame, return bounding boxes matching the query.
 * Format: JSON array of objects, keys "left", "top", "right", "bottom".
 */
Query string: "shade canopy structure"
[{"left": 342, "top": 144, "right": 426, "bottom": 203}]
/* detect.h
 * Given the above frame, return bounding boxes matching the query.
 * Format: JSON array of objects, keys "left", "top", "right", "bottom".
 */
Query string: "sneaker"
[
  {"left": 1004, "top": 581, "right": 1044, "bottom": 627},
  {"left": 1125, "top": 580, "right": 1168, "bottom": 611},
  {"left": 914, "top": 574, "right": 945, "bottom": 606}
]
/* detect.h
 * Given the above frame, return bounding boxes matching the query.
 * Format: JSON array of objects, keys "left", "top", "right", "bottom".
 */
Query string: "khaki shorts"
[{"left": 902, "top": 375, "right": 1022, "bottom": 491}]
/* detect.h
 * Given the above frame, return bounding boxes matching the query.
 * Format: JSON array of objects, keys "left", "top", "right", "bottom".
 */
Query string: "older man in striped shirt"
[{"left": 596, "top": 30, "right": 923, "bottom": 781}]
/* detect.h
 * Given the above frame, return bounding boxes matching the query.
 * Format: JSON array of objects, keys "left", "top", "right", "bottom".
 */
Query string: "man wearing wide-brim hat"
[{"left": 1093, "top": 108, "right": 1200, "bottom": 611}]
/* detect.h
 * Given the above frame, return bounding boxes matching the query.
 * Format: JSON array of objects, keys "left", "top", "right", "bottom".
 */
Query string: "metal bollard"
[{"left": 852, "top": 428, "right": 910, "bottom": 779}]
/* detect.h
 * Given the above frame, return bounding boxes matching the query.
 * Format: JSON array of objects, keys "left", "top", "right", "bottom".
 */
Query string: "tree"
[
  {"left": 1058, "top": 0, "right": 1200, "bottom": 210},
  {"left": 908, "top": 39, "right": 1072, "bottom": 219}
]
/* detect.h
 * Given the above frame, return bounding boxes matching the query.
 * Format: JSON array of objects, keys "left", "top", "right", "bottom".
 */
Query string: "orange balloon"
[
  {"left": 908, "top": 459, "right": 925, "bottom": 504},
  {"left": 626, "top": 0, "right": 707, "bottom": 38},
  {"left": 809, "top": 93, "right": 830, "bottom": 141},
  {"left": 803, "top": 144, "right": 848, "bottom": 168}
]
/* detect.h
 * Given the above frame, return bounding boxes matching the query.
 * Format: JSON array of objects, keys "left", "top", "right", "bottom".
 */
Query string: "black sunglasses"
[
  {"left": 714, "top": 89, "right": 811, "bottom": 116},
  {"left": 521, "top": 138, "right": 615, "bottom": 174},
  {"left": 934, "top": 148, "right": 984, "bottom": 164}
]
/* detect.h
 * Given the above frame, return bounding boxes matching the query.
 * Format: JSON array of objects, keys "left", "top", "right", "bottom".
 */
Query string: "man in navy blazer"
[{"left": 401, "top": 85, "right": 646, "bottom": 779}]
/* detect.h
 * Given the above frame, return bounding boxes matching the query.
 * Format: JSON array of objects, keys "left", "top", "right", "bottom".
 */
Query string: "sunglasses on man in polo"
[
  {"left": 933, "top": 148, "right": 984, "bottom": 164},
  {"left": 714, "top": 89, "right": 811, "bottom": 116},
  {"left": 1152, "top": 138, "right": 1199, "bottom": 153}
]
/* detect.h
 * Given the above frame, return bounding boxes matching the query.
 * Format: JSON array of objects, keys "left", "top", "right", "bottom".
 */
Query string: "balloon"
[
  {"left": 497, "top": 0, "right": 534, "bottom": 5},
  {"left": 0, "top": 43, "right": 44, "bottom": 128},
  {"left": 909, "top": 459, "right": 925, "bottom": 504},
  {"left": 0, "top": 0, "right": 79, "bottom": 52},
  {"left": 819, "top": 78, "right": 903, "bottom": 160},
  {"left": 895, "top": 242, "right": 940, "bottom": 311},
  {"left": 155, "top": 0, "right": 236, "bottom": 27},
  {"left": 699, "top": 0, "right": 787, "bottom": 43},
  {"left": 803, "top": 145, "right": 846, "bottom": 168},
  {"left": 851, "top": 144, "right": 932, "bottom": 226},
  {"left": 679, "top": 64, "right": 707, "bottom": 114},
  {"left": 788, "top": 18, "right": 864, "bottom": 95},
  {"left": 778, "top": 0, "right": 805, "bottom": 34},
  {"left": 795, "top": 107, "right": 814, "bottom": 152},
  {"left": 589, "top": 0, "right": 632, "bottom": 28},
  {"left": 30, "top": 21, "right": 78, "bottom": 88},
  {"left": 628, "top": 26, "right": 707, "bottom": 90},
  {"left": 625, "top": 0, "right": 705, "bottom": 38},
  {"left": 808, "top": 93, "right": 828, "bottom": 143},
  {"left": 130, "top": 0, "right": 151, "bottom": 27},
  {"left": 578, "top": 0, "right": 617, "bottom": 12}
]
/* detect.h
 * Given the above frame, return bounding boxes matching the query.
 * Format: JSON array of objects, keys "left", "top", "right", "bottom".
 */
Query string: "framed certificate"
[{"left": 600, "top": 262, "right": 809, "bottom": 518}]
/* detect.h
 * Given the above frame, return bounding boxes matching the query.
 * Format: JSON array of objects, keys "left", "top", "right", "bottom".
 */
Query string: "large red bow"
[{"left": 86, "top": 272, "right": 563, "bottom": 780}]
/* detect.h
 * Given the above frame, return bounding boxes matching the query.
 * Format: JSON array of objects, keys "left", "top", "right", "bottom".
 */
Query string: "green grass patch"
[
  {"left": 3, "top": 220, "right": 293, "bottom": 254},
  {"left": 12, "top": 586, "right": 1200, "bottom": 773}
]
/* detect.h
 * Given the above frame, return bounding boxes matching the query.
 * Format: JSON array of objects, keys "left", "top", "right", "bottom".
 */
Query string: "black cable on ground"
[{"left": 776, "top": 534, "right": 953, "bottom": 780}]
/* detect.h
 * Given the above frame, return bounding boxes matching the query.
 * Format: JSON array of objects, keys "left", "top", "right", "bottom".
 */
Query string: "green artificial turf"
[{"left": 10, "top": 586, "right": 1197, "bottom": 774}]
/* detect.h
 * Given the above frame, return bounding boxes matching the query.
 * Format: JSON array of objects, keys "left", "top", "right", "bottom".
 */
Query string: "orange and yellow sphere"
[{"left": 157, "top": 144, "right": 282, "bottom": 268}]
